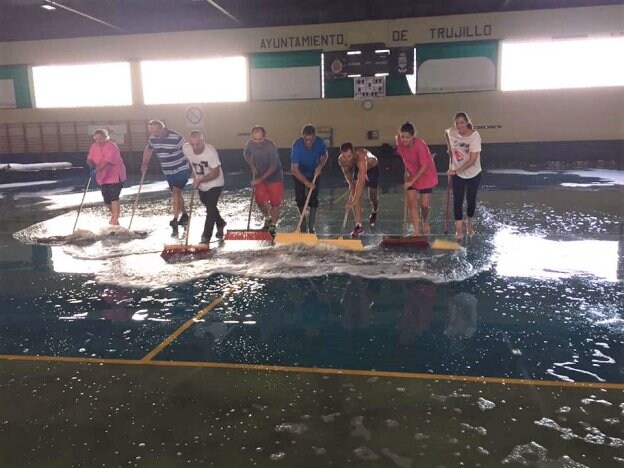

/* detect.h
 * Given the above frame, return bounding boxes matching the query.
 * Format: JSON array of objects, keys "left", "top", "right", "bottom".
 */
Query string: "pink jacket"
[
  {"left": 395, "top": 136, "right": 438, "bottom": 190},
  {"left": 87, "top": 141, "right": 127, "bottom": 185}
]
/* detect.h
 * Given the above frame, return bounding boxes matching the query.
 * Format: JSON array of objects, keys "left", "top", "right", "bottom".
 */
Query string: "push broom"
[
  {"left": 72, "top": 174, "right": 92, "bottom": 234},
  {"left": 161, "top": 164, "right": 212, "bottom": 258},
  {"left": 380, "top": 189, "right": 430, "bottom": 248},
  {"left": 274, "top": 173, "right": 320, "bottom": 247},
  {"left": 223, "top": 186, "right": 273, "bottom": 241},
  {"left": 429, "top": 129, "right": 462, "bottom": 250},
  {"left": 127, "top": 171, "right": 145, "bottom": 230},
  {"left": 320, "top": 195, "right": 364, "bottom": 251}
]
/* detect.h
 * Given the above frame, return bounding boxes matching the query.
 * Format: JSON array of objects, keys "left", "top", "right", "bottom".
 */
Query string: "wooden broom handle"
[{"left": 295, "top": 173, "right": 318, "bottom": 231}]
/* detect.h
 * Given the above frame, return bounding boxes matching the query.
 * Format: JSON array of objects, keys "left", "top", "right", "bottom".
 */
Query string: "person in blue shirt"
[{"left": 291, "top": 124, "right": 328, "bottom": 233}]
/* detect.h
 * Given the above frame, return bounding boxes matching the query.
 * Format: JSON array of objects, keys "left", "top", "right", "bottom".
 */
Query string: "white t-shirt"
[
  {"left": 447, "top": 127, "right": 482, "bottom": 179},
  {"left": 182, "top": 142, "right": 224, "bottom": 191}
]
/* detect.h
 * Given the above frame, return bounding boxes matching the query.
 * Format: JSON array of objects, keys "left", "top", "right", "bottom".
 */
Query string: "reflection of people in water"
[
  {"left": 31, "top": 244, "right": 52, "bottom": 270},
  {"left": 259, "top": 279, "right": 332, "bottom": 342},
  {"left": 341, "top": 277, "right": 373, "bottom": 330},
  {"left": 445, "top": 292, "right": 478, "bottom": 339},
  {"left": 191, "top": 320, "right": 231, "bottom": 361},
  {"left": 398, "top": 282, "right": 437, "bottom": 345},
  {"left": 88, "top": 286, "right": 135, "bottom": 322}
]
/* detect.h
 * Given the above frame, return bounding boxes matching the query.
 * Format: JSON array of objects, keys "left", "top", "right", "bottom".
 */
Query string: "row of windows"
[
  {"left": 32, "top": 57, "right": 249, "bottom": 108},
  {"left": 30, "top": 37, "right": 623, "bottom": 108}
]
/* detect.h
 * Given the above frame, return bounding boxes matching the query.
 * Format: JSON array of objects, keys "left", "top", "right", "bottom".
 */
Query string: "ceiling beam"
[
  {"left": 43, "top": 0, "right": 124, "bottom": 31},
  {"left": 203, "top": 0, "right": 242, "bottom": 25}
]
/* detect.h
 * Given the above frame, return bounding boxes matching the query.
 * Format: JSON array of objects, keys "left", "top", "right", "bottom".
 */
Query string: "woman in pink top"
[
  {"left": 86, "top": 129, "right": 127, "bottom": 225},
  {"left": 396, "top": 122, "right": 439, "bottom": 235}
]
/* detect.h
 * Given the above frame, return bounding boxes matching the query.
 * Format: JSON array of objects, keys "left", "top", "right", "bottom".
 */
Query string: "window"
[
  {"left": 501, "top": 37, "right": 624, "bottom": 91},
  {"left": 141, "top": 57, "right": 248, "bottom": 104},
  {"left": 32, "top": 62, "right": 132, "bottom": 108}
]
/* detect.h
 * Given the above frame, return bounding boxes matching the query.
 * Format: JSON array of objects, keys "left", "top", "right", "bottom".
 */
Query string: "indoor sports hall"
[{"left": 0, "top": 1, "right": 622, "bottom": 466}]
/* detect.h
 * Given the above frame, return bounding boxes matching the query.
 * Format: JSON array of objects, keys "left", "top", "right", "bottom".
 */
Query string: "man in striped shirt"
[{"left": 141, "top": 119, "right": 190, "bottom": 230}]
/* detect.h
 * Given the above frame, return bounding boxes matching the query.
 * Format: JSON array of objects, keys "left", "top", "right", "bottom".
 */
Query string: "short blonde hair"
[
  {"left": 148, "top": 119, "right": 165, "bottom": 129},
  {"left": 93, "top": 128, "right": 109, "bottom": 139}
]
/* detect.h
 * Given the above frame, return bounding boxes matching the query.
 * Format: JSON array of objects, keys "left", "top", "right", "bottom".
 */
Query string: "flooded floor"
[{"left": 0, "top": 168, "right": 622, "bottom": 466}]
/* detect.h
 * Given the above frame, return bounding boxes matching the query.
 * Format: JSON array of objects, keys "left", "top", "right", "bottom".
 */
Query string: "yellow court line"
[
  {"left": 140, "top": 273, "right": 253, "bottom": 361},
  {"left": 140, "top": 293, "right": 229, "bottom": 362},
  {"left": 1, "top": 353, "right": 623, "bottom": 390}
]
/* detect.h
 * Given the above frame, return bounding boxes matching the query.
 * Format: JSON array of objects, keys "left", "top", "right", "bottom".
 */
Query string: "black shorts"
[
  {"left": 407, "top": 187, "right": 433, "bottom": 194},
  {"left": 352, "top": 164, "right": 380, "bottom": 188},
  {"left": 101, "top": 183, "right": 123, "bottom": 204}
]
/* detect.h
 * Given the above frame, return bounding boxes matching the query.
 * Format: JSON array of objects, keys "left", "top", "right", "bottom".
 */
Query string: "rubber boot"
[
  {"left": 298, "top": 208, "right": 307, "bottom": 232},
  {"left": 308, "top": 208, "right": 317, "bottom": 234}
]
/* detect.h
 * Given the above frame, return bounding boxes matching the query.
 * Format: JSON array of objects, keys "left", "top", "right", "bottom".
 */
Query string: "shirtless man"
[{"left": 337, "top": 142, "right": 380, "bottom": 238}]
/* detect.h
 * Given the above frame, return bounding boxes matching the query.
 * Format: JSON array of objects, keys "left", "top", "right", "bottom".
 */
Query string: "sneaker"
[
  {"left": 178, "top": 213, "right": 189, "bottom": 226},
  {"left": 216, "top": 222, "right": 226, "bottom": 239},
  {"left": 351, "top": 224, "right": 363, "bottom": 238},
  {"left": 369, "top": 211, "right": 378, "bottom": 226},
  {"left": 268, "top": 224, "right": 277, "bottom": 237},
  {"left": 308, "top": 228, "right": 316, "bottom": 234},
  {"left": 262, "top": 218, "right": 271, "bottom": 230}
]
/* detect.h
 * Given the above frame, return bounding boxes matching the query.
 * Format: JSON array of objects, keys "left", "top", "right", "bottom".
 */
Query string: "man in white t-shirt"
[{"left": 183, "top": 131, "right": 226, "bottom": 244}]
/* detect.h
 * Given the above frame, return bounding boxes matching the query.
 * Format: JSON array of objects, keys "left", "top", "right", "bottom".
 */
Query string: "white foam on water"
[
  {"left": 581, "top": 397, "right": 613, "bottom": 407},
  {"left": 0, "top": 180, "right": 58, "bottom": 189},
  {"left": 350, "top": 416, "right": 372, "bottom": 441},
  {"left": 477, "top": 397, "right": 496, "bottom": 411},
  {"left": 38, "top": 180, "right": 171, "bottom": 210},
  {"left": 476, "top": 446, "right": 490, "bottom": 456},
  {"left": 353, "top": 446, "right": 380, "bottom": 461},
  {"left": 534, "top": 417, "right": 577, "bottom": 440},
  {"left": 564, "top": 169, "right": 624, "bottom": 186},
  {"left": 502, "top": 441, "right": 549, "bottom": 465},
  {"left": 380, "top": 448, "right": 413, "bottom": 468},
  {"left": 561, "top": 182, "right": 615, "bottom": 187},
  {"left": 23, "top": 233, "right": 488, "bottom": 288},
  {"left": 274, "top": 423, "right": 308, "bottom": 435},
  {"left": 488, "top": 169, "right": 558, "bottom": 176},
  {"left": 12, "top": 195, "right": 498, "bottom": 287},
  {"left": 592, "top": 350, "right": 616, "bottom": 365},
  {"left": 459, "top": 422, "right": 487, "bottom": 436},
  {"left": 488, "top": 169, "right": 624, "bottom": 186},
  {"left": 534, "top": 418, "right": 624, "bottom": 448},
  {"left": 269, "top": 452, "right": 286, "bottom": 461}
]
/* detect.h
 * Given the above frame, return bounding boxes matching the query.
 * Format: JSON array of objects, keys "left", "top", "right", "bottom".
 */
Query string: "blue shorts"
[
  {"left": 166, "top": 169, "right": 190, "bottom": 190},
  {"left": 353, "top": 165, "right": 380, "bottom": 188}
]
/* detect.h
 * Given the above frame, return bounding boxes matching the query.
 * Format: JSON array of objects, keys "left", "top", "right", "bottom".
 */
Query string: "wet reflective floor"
[{"left": 0, "top": 168, "right": 623, "bottom": 466}]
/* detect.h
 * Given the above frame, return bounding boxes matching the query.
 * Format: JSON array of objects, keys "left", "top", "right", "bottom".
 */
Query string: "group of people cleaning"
[{"left": 86, "top": 112, "right": 482, "bottom": 244}]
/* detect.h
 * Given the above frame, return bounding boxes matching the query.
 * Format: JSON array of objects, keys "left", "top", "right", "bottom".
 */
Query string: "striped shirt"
[{"left": 147, "top": 128, "right": 189, "bottom": 176}]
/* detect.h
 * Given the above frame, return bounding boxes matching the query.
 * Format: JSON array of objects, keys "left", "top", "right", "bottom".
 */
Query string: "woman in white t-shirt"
[{"left": 445, "top": 112, "right": 482, "bottom": 241}]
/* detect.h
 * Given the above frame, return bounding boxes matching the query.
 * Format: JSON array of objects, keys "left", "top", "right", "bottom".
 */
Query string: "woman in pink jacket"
[
  {"left": 396, "top": 122, "right": 439, "bottom": 236},
  {"left": 86, "top": 129, "right": 127, "bottom": 225}
]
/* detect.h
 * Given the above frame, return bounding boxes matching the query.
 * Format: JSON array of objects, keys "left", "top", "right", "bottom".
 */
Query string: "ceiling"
[{"left": 0, "top": 0, "right": 618, "bottom": 42}]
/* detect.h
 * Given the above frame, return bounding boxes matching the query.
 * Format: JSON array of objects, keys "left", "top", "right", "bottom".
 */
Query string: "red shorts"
[{"left": 255, "top": 181, "right": 283, "bottom": 207}]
